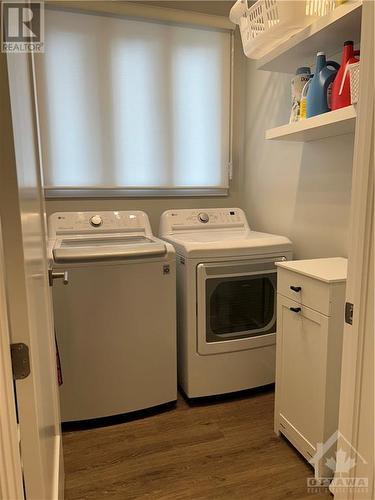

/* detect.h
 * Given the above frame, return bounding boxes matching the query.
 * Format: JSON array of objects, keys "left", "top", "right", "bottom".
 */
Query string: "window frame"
[
  {"left": 43, "top": 187, "right": 229, "bottom": 198},
  {"left": 35, "top": 7, "right": 235, "bottom": 199}
]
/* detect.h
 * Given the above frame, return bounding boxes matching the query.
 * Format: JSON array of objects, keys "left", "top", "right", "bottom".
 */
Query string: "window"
[{"left": 35, "top": 8, "right": 232, "bottom": 197}]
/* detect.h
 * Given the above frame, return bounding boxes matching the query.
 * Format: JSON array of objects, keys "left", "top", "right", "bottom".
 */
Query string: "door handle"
[
  {"left": 290, "top": 286, "right": 301, "bottom": 292},
  {"left": 48, "top": 269, "right": 69, "bottom": 287},
  {"left": 289, "top": 307, "right": 301, "bottom": 313}
]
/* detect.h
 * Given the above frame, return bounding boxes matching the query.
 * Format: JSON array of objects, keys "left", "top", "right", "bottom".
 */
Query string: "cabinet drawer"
[{"left": 277, "top": 267, "right": 331, "bottom": 315}]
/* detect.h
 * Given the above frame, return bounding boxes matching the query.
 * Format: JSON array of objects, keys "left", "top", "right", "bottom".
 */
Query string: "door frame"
[
  {"left": 0, "top": 219, "right": 24, "bottom": 500},
  {"left": 0, "top": 47, "right": 64, "bottom": 499},
  {"left": 333, "top": 1, "right": 374, "bottom": 498}
]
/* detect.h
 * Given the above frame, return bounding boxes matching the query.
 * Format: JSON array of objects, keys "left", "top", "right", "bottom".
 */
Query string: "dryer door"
[{"left": 197, "top": 257, "right": 283, "bottom": 355}]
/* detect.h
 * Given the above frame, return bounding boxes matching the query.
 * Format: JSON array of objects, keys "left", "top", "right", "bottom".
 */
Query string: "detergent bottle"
[
  {"left": 300, "top": 74, "right": 313, "bottom": 120},
  {"left": 331, "top": 41, "right": 360, "bottom": 110},
  {"left": 289, "top": 67, "right": 311, "bottom": 123},
  {"left": 306, "top": 52, "right": 340, "bottom": 118}
]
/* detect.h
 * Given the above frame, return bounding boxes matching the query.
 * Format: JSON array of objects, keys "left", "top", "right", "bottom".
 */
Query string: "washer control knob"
[
  {"left": 198, "top": 212, "right": 209, "bottom": 224},
  {"left": 90, "top": 215, "right": 103, "bottom": 227}
]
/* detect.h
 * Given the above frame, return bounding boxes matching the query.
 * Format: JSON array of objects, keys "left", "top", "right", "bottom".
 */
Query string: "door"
[
  {"left": 197, "top": 257, "right": 283, "bottom": 355},
  {"left": 333, "top": 2, "right": 374, "bottom": 498},
  {"left": 276, "top": 295, "right": 328, "bottom": 450},
  {"left": 0, "top": 51, "right": 63, "bottom": 498},
  {"left": 0, "top": 222, "right": 24, "bottom": 500}
]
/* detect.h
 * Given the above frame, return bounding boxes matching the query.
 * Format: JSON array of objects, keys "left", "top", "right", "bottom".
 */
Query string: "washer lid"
[
  {"left": 162, "top": 230, "right": 292, "bottom": 259},
  {"left": 53, "top": 234, "right": 167, "bottom": 263}
]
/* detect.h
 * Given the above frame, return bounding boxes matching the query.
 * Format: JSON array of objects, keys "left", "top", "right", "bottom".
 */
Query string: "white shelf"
[
  {"left": 265, "top": 106, "right": 356, "bottom": 142},
  {"left": 257, "top": 1, "right": 362, "bottom": 74}
]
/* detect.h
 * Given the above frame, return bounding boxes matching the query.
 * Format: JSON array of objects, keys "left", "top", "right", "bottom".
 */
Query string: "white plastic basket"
[
  {"left": 230, "top": 0, "right": 337, "bottom": 59},
  {"left": 348, "top": 61, "right": 360, "bottom": 104}
]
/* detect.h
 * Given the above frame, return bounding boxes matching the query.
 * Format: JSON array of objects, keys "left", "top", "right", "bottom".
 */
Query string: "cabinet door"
[{"left": 277, "top": 295, "right": 329, "bottom": 449}]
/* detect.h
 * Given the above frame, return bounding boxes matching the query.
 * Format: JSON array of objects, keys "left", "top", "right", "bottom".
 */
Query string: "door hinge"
[
  {"left": 345, "top": 302, "right": 354, "bottom": 325},
  {"left": 10, "top": 343, "right": 30, "bottom": 380}
]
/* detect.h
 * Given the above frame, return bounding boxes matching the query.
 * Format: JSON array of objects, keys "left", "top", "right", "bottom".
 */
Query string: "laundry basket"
[{"left": 230, "top": 0, "right": 337, "bottom": 59}]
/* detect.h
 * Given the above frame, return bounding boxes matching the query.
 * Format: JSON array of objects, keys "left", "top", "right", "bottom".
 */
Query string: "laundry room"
[{"left": 0, "top": 1, "right": 373, "bottom": 500}]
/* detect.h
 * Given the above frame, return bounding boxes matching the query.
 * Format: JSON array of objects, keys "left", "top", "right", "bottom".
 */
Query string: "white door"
[
  {"left": 0, "top": 223, "right": 24, "bottom": 500},
  {"left": 333, "top": 2, "right": 374, "bottom": 498},
  {"left": 0, "top": 51, "right": 63, "bottom": 498},
  {"left": 276, "top": 295, "right": 328, "bottom": 449}
]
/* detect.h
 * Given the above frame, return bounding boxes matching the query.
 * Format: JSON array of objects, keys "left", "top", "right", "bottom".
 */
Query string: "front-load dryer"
[
  {"left": 159, "top": 208, "right": 292, "bottom": 398},
  {"left": 49, "top": 211, "right": 176, "bottom": 423}
]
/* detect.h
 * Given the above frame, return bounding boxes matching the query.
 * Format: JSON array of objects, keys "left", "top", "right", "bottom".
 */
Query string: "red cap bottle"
[{"left": 331, "top": 41, "right": 360, "bottom": 110}]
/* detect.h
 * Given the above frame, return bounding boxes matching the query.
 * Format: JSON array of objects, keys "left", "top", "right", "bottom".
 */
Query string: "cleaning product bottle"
[
  {"left": 289, "top": 67, "right": 311, "bottom": 123},
  {"left": 331, "top": 41, "right": 360, "bottom": 110},
  {"left": 300, "top": 74, "right": 313, "bottom": 120},
  {"left": 306, "top": 52, "right": 340, "bottom": 118}
]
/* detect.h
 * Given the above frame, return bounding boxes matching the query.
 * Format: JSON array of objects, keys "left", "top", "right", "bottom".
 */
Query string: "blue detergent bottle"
[{"left": 306, "top": 52, "right": 340, "bottom": 118}]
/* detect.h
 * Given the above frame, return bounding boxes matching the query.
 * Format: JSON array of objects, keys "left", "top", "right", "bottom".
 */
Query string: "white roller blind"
[{"left": 35, "top": 8, "right": 232, "bottom": 196}]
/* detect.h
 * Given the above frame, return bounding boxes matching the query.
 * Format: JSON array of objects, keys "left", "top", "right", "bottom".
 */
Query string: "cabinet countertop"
[{"left": 276, "top": 257, "right": 347, "bottom": 283}]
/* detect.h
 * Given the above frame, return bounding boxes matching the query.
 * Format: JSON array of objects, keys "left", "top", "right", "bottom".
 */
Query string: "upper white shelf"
[
  {"left": 265, "top": 105, "right": 356, "bottom": 142},
  {"left": 257, "top": 1, "right": 362, "bottom": 73}
]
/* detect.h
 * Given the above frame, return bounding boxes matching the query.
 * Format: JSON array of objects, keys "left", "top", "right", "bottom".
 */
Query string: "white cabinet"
[{"left": 274, "top": 258, "right": 347, "bottom": 477}]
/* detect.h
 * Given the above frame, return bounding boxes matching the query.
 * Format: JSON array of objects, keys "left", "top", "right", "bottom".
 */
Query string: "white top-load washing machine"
[
  {"left": 159, "top": 208, "right": 293, "bottom": 398},
  {"left": 49, "top": 211, "right": 176, "bottom": 423}
]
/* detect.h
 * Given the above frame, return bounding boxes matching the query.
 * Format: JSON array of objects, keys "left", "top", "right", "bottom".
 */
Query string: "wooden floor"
[{"left": 63, "top": 388, "right": 331, "bottom": 499}]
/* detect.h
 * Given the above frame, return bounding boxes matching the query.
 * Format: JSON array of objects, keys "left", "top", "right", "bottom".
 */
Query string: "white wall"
[{"left": 242, "top": 61, "right": 354, "bottom": 259}]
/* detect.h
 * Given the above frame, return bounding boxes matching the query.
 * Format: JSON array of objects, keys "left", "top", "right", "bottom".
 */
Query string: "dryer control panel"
[
  {"left": 49, "top": 211, "right": 153, "bottom": 236},
  {"left": 160, "top": 208, "right": 249, "bottom": 234}
]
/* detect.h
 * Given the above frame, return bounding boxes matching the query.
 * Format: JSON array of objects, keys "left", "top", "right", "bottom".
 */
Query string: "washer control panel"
[{"left": 49, "top": 211, "right": 153, "bottom": 236}]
